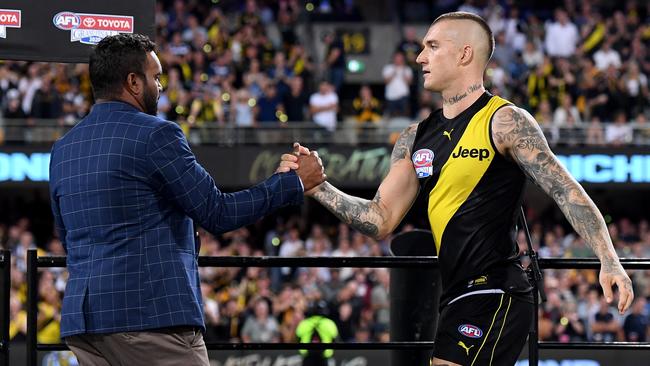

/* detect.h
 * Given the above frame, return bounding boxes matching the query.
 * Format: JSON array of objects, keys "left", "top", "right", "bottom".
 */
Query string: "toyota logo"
[{"left": 82, "top": 17, "right": 96, "bottom": 28}]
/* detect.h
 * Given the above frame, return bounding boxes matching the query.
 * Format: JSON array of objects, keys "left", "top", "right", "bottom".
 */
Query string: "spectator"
[
  {"left": 256, "top": 83, "right": 284, "bottom": 123},
  {"left": 309, "top": 80, "right": 338, "bottom": 132},
  {"left": 621, "top": 61, "right": 648, "bottom": 116},
  {"left": 554, "top": 303, "right": 587, "bottom": 342},
  {"left": 37, "top": 271, "right": 62, "bottom": 344},
  {"left": 232, "top": 88, "right": 256, "bottom": 127},
  {"left": 594, "top": 38, "right": 622, "bottom": 71},
  {"left": 2, "top": 89, "right": 27, "bottom": 119},
  {"left": 283, "top": 77, "right": 309, "bottom": 122},
  {"left": 398, "top": 26, "right": 423, "bottom": 117},
  {"left": 322, "top": 31, "right": 346, "bottom": 93},
  {"left": 623, "top": 297, "right": 648, "bottom": 341},
  {"left": 545, "top": 8, "right": 580, "bottom": 58},
  {"left": 268, "top": 51, "right": 293, "bottom": 98},
  {"left": 288, "top": 44, "right": 315, "bottom": 90},
  {"left": 522, "top": 40, "right": 544, "bottom": 69},
  {"left": 591, "top": 297, "right": 621, "bottom": 342},
  {"left": 605, "top": 110, "right": 633, "bottom": 146},
  {"left": 181, "top": 15, "right": 207, "bottom": 43},
  {"left": 201, "top": 282, "right": 220, "bottom": 341},
  {"left": 586, "top": 116, "right": 606, "bottom": 145},
  {"left": 353, "top": 85, "right": 382, "bottom": 130},
  {"left": 370, "top": 269, "right": 390, "bottom": 330},
  {"left": 492, "top": 32, "right": 516, "bottom": 72},
  {"left": 241, "top": 298, "right": 280, "bottom": 343},
  {"left": 382, "top": 51, "right": 413, "bottom": 117},
  {"left": 215, "top": 299, "right": 244, "bottom": 342},
  {"left": 18, "top": 63, "right": 43, "bottom": 116},
  {"left": 277, "top": 0, "right": 300, "bottom": 52},
  {"left": 554, "top": 94, "right": 582, "bottom": 127}
]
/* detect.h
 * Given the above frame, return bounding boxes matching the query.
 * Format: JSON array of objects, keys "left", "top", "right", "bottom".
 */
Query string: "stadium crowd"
[
  {"left": 2, "top": 210, "right": 650, "bottom": 346},
  {"left": 1, "top": 0, "right": 650, "bottom": 356},
  {"left": 0, "top": 0, "right": 649, "bottom": 145}
]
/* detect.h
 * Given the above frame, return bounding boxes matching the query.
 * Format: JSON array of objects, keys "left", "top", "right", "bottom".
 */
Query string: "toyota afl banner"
[{"left": 0, "top": 0, "right": 154, "bottom": 63}]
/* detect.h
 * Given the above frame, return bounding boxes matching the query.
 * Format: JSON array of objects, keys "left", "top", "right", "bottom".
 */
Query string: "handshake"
[{"left": 276, "top": 142, "right": 326, "bottom": 193}]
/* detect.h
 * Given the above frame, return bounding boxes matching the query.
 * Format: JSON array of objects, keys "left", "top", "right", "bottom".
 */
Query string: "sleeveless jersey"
[{"left": 411, "top": 92, "right": 532, "bottom": 305}]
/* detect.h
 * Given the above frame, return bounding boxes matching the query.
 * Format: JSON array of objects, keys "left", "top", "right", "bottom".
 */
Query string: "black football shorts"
[{"left": 432, "top": 292, "right": 533, "bottom": 365}]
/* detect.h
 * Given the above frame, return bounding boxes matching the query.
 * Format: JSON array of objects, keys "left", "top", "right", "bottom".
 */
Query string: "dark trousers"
[{"left": 66, "top": 326, "right": 209, "bottom": 366}]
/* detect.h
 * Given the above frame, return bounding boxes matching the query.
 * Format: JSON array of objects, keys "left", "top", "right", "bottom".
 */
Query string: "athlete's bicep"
[
  {"left": 379, "top": 124, "right": 420, "bottom": 228},
  {"left": 491, "top": 106, "right": 576, "bottom": 196},
  {"left": 376, "top": 158, "right": 420, "bottom": 229}
]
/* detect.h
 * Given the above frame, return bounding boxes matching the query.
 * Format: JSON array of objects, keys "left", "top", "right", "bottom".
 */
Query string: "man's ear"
[
  {"left": 459, "top": 45, "right": 474, "bottom": 66},
  {"left": 125, "top": 73, "right": 143, "bottom": 95}
]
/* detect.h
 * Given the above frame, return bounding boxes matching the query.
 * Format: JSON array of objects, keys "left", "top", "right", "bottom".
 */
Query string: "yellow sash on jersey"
[{"left": 428, "top": 96, "right": 511, "bottom": 253}]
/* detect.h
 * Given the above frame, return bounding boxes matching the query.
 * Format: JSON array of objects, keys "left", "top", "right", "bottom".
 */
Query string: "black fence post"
[
  {"left": 0, "top": 250, "right": 10, "bottom": 366},
  {"left": 26, "top": 249, "right": 38, "bottom": 366},
  {"left": 389, "top": 230, "right": 440, "bottom": 366},
  {"left": 529, "top": 285, "right": 539, "bottom": 366}
]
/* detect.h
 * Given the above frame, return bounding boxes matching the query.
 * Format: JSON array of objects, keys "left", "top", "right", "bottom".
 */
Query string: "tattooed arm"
[
  {"left": 307, "top": 124, "right": 421, "bottom": 240},
  {"left": 492, "top": 106, "right": 633, "bottom": 314}
]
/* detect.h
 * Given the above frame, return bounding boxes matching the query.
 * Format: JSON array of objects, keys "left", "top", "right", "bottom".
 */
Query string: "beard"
[{"left": 142, "top": 84, "right": 159, "bottom": 116}]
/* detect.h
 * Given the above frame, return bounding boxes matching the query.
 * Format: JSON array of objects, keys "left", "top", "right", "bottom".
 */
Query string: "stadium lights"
[{"left": 347, "top": 59, "right": 365, "bottom": 73}]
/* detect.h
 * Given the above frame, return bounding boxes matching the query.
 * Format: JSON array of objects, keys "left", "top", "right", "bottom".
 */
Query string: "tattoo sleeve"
[
  {"left": 492, "top": 107, "right": 622, "bottom": 271},
  {"left": 391, "top": 124, "right": 418, "bottom": 164},
  {"left": 311, "top": 184, "right": 386, "bottom": 238},
  {"left": 312, "top": 124, "right": 419, "bottom": 238}
]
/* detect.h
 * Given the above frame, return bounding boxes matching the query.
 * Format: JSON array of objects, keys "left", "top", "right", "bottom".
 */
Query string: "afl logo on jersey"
[
  {"left": 458, "top": 324, "right": 483, "bottom": 338},
  {"left": 412, "top": 149, "right": 434, "bottom": 178}
]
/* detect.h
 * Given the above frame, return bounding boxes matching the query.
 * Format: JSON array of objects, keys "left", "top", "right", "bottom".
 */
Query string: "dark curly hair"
[{"left": 89, "top": 33, "right": 156, "bottom": 99}]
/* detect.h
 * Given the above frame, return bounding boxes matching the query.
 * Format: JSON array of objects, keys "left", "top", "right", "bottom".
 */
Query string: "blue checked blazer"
[{"left": 49, "top": 101, "right": 304, "bottom": 337}]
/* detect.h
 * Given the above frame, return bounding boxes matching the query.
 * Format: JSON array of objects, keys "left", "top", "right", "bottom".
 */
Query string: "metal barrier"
[
  {"left": 0, "top": 250, "right": 10, "bottom": 366},
  {"left": 3, "top": 118, "right": 650, "bottom": 146},
  {"left": 24, "top": 249, "right": 650, "bottom": 366}
]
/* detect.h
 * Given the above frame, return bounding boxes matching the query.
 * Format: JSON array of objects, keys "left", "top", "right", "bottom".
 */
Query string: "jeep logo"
[{"left": 451, "top": 146, "right": 490, "bottom": 161}]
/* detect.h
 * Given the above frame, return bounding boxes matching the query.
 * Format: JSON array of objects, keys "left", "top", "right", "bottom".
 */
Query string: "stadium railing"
[
  {"left": 22, "top": 249, "right": 650, "bottom": 366},
  {"left": 2, "top": 118, "right": 650, "bottom": 146}
]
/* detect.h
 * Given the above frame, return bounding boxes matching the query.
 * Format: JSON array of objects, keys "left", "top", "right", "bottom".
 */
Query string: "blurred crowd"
[
  {"left": 2, "top": 210, "right": 650, "bottom": 346},
  {"left": 0, "top": 0, "right": 649, "bottom": 145}
]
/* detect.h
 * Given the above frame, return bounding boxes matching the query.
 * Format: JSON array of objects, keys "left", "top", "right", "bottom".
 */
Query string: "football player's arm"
[
  {"left": 491, "top": 106, "right": 633, "bottom": 314},
  {"left": 307, "top": 124, "right": 420, "bottom": 240}
]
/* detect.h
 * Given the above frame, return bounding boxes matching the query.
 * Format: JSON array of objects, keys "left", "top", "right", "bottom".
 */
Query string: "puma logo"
[
  {"left": 457, "top": 341, "right": 474, "bottom": 356},
  {"left": 443, "top": 129, "right": 454, "bottom": 140}
]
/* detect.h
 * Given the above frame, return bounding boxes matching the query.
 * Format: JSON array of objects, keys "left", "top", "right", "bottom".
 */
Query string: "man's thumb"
[{"left": 602, "top": 280, "right": 613, "bottom": 303}]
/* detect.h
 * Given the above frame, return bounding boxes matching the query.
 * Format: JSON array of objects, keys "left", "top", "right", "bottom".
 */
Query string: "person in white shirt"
[
  {"left": 309, "top": 80, "right": 339, "bottom": 132},
  {"left": 593, "top": 38, "right": 622, "bottom": 71},
  {"left": 544, "top": 9, "right": 579, "bottom": 58},
  {"left": 553, "top": 94, "right": 582, "bottom": 128},
  {"left": 382, "top": 51, "right": 413, "bottom": 117},
  {"left": 605, "top": 110, "right": 633, "bottom": 146}
]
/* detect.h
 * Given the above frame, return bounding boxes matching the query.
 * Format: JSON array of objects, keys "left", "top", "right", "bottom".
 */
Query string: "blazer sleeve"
[
  {"left": 49, "top": 142, "right": 68, "bottom": 253},
  {"left": 145, "top": 121, "right": 304, "bottom": 233}
]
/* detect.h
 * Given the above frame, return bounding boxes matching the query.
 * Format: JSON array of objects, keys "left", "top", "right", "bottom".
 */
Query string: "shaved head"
[{"left": 431, "top": 12, "right": 494, "bottom": 68}]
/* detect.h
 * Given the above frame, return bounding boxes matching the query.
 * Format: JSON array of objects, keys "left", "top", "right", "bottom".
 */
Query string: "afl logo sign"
[
  {"left": 458, "top": 324, "right": 483, "bottom": 338},
  {"left": 412, "top": 149, "right": 434, "bottom": 178},
  {"left": 53, "top": 12, "right": 80, "bottom": 30}
]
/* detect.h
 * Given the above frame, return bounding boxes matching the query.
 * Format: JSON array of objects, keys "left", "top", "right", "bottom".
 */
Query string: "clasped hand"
[{"left": 276, "top": 142, "right": 326, "bottom": 192}]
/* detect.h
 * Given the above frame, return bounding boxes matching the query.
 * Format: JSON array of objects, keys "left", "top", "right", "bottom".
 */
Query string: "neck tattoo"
[{"left": 443, "top": 83, "right": 483, "bottom": 105}]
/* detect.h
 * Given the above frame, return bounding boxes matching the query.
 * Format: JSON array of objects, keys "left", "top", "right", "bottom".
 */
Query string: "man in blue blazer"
[{"left": 49, "top": 34, "right": 324, "bottom": 365}]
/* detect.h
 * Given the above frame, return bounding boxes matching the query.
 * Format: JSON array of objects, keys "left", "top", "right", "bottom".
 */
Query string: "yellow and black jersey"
[{"left": 411, "top": 92, "right": 532, "bottom": 305}]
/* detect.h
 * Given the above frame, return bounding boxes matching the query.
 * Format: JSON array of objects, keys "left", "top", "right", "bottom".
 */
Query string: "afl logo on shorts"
[
  {"left": 458, "top": 324, "right": 483, "bottom": 338},
  {"left": 412, "top": 149, "right": 434, "bottom": 178}
]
